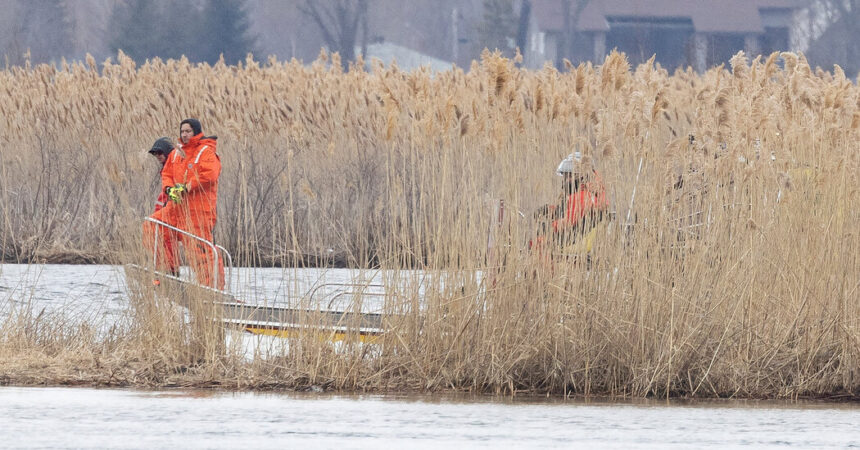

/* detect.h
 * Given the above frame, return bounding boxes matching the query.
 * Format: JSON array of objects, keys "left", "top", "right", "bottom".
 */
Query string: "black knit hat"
[
  {"left": 149, "top": 137, "right": 174, "bottom": 155},
  {"left": 180, "top": 118, "right": 202, "bottom": 135}
]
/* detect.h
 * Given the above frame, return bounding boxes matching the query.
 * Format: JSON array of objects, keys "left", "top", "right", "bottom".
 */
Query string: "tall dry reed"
[{"left": 0, "top": 49, "right": 858, "bottom": 398}]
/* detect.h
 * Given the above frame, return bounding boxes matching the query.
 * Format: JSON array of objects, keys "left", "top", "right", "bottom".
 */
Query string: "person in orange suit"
[
  {"left": 530, "top": 152, "right": 608, "bottom": 263},
  {"left": 146, "top": 119, "right": 224, "bottom": 289},
  {"left": 144, "top": 137, "right": 183, "bottom": 276},
  {"left": 550, "top": 152, "right": 608, "bottom": 239}
]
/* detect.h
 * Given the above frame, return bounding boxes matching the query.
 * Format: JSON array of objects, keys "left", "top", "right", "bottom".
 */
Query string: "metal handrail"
[
  {"left": 307, "top": 282, "right": 385, "bottom": 300},
  {"left": 324, "top": 289, "right": 387, "bottom": 310},
  {"left": 215, "top": 244, "right": 233, "bottom": 290},
  {"left": 145, "top": 217, "right": 231, "bottom": 292},
  {"left": 305, "top": 282, "right": 385, "bottom": 310}
]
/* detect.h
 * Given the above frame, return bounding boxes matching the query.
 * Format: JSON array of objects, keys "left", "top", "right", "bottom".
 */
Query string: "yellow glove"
[{"left": 166, "top": 184, "right": 186, "bottom": 203}]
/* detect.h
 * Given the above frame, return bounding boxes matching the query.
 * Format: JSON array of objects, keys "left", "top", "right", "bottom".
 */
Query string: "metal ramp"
[{"left": 127, "top": 218, "right": 388, "bottom": 339}]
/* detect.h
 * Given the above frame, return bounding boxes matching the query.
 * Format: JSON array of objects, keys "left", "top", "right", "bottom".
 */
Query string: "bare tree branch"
[
  {"left": 298, "top": 1, "right": 338, "bottom": 50},
  {"left": 299, "top": 0, "right": 368, "bottom": 62},
  {"left": 558, "top": 0, "right": 592, "bottom": 69}
]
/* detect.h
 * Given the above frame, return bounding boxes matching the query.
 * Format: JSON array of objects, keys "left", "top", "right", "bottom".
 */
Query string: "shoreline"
[
  {"left": 1, "top": 370, "right": 857, "bottom": 403},
  {"left": 1, "top": 254, "right": 356, "bottom": 269},
  {"left": 2, "top": 262, "right": 859, "bottom": 404}
]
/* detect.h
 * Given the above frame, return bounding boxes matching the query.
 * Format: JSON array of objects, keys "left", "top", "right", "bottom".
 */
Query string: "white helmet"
[{"left": 556, "top": 152, "right": 582, "bottom": 176}]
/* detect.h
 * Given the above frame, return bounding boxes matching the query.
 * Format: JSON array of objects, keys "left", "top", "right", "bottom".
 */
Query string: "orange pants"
[
  {"left": 142, "top": 221, "right": 180, "bottom": 274},
  {"left": 144, "top": 206, "right": 225, "bottom": 289}
]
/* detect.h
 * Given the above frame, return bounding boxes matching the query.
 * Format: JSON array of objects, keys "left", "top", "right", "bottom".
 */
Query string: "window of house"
[
  {"left": 707, "top": 34, "right": 746, "bottom": 67},
  {"left": 531, "top": 32, "right": 545, "bottom": 55},
  {"left": 761, "top": 27, "right": 789, "bottom": 55},
  {"left": 606, "top": 16, "right": 694, "bottom": 69}
]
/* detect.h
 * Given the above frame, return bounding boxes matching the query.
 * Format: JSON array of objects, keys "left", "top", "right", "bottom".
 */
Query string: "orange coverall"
[
  {"left": 149, "top": 149, "right": 184, "bottom": 274},
  {"left": 550, "top": 181, "right": 609, "bottom": 234},
  {"left": 529, "top": 174, "right": 609, "bottom": 264},
  {"left": 146, "top": 133, "right": 224, "bottom": 288}
]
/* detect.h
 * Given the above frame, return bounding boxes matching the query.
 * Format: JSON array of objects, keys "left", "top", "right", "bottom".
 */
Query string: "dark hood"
[
  {"left": 180, "top": 118, "right": 202, "bottom": 135},
  {"left": 149, "top": 137, "right": 174, "bottom": 155}
]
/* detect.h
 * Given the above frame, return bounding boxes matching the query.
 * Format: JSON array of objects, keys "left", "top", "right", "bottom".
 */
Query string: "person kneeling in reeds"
[{"left": 531, "top": 151, "right": 609, "bottom": 264}]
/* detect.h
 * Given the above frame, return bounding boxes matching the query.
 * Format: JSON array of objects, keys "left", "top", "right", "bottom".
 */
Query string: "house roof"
[
  {"left": 753, "top": 0, "right": 807, "bottom": 8},
  {"left": 531, "top": 0, "right": 566, "bottom": 32},
  {"left": 531, "top": 0, "right": 806, "bottom": 34}
]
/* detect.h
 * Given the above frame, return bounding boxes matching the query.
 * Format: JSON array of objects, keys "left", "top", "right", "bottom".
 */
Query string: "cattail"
[
  {"left": 459, "top": 114, "right": 469, "bottom": 136},
  {"left": 650, "top": 89, "right": 668, "bottom": 124},
  {"left": 781, "top": 52, "right": 798, "bottom": 75},
  {"left": 730, "top": 51, "right": 749, "bottom": 81},
  {"left": 491, "top": 58, "right": 509, "bottom": 97},
  {"left": 575, "top": 66, "right": 585, "bottom": 95},
  {"left": 535, "top": 84, "right": 545, "bottom": 113}
]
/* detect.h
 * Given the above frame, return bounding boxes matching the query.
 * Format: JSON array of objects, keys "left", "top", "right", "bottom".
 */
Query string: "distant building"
[{"left": 524, "top": 0, "right": 807, "bottom": 71}]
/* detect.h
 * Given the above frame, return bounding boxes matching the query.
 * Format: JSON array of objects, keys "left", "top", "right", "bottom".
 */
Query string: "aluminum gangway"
[{"left": 125, "top": 218, "right": 388, "bottom": 338}]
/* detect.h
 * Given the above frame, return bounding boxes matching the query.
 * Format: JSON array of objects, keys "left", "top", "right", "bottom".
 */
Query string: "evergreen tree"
[
  {"left": 160, "top": 0, "right": 200, "bottom": 61},
  {"left": 196, "top": 0, "right": 256, "bottom": 65},
  {"left": 12, "top": 0, "right": 74, "bottom": 64},
  {"left": 108, "top": 0, "right": 168, "bottom": 63},
  {"left": 477, "top": 0, "right": 518, "bottom": 57}
]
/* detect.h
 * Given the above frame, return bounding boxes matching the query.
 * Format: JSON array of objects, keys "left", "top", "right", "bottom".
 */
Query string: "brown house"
[{"left": 524, "top": 0, "right": 807, "bottom": 71}]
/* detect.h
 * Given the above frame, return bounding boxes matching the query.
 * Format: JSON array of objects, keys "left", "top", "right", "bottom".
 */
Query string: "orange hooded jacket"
[
  {"left": 166, "top": 132, "right": 221, "bottom": 228},
  {"left": 154, "top": 132, "right": 223, "bottom": 288},
  {"left": 551, "top": 174, "right": 608, "bottom": 233}
]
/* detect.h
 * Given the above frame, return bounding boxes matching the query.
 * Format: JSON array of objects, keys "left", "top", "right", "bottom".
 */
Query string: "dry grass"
[{"left": 0, "top": 50, "right": 859, "bottom": 398}]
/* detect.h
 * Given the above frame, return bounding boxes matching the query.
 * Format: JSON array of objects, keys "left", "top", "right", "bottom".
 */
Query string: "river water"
[
  {"left": 1, "top": 386, "right": 859, "bottom": 449},
  {"left": 1, "top": 264, "right": 859, "bottom": 448},
  {"left": 0, "top": 263, "right": 391, "bottom": 318}
]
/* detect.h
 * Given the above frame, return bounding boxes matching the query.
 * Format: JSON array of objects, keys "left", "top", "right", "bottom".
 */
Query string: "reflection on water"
[
  {"left": 0, "top": 264, "right": 129, "bottom": 323},
  {"left": 0, "top": 264, "right": 391, "bottom": 321},
  {"left": 0, "top": 387, "right": 858, "bottom": 449},
  {"left": 0, "top": 263, "right": 395, "bottom": 357}
]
